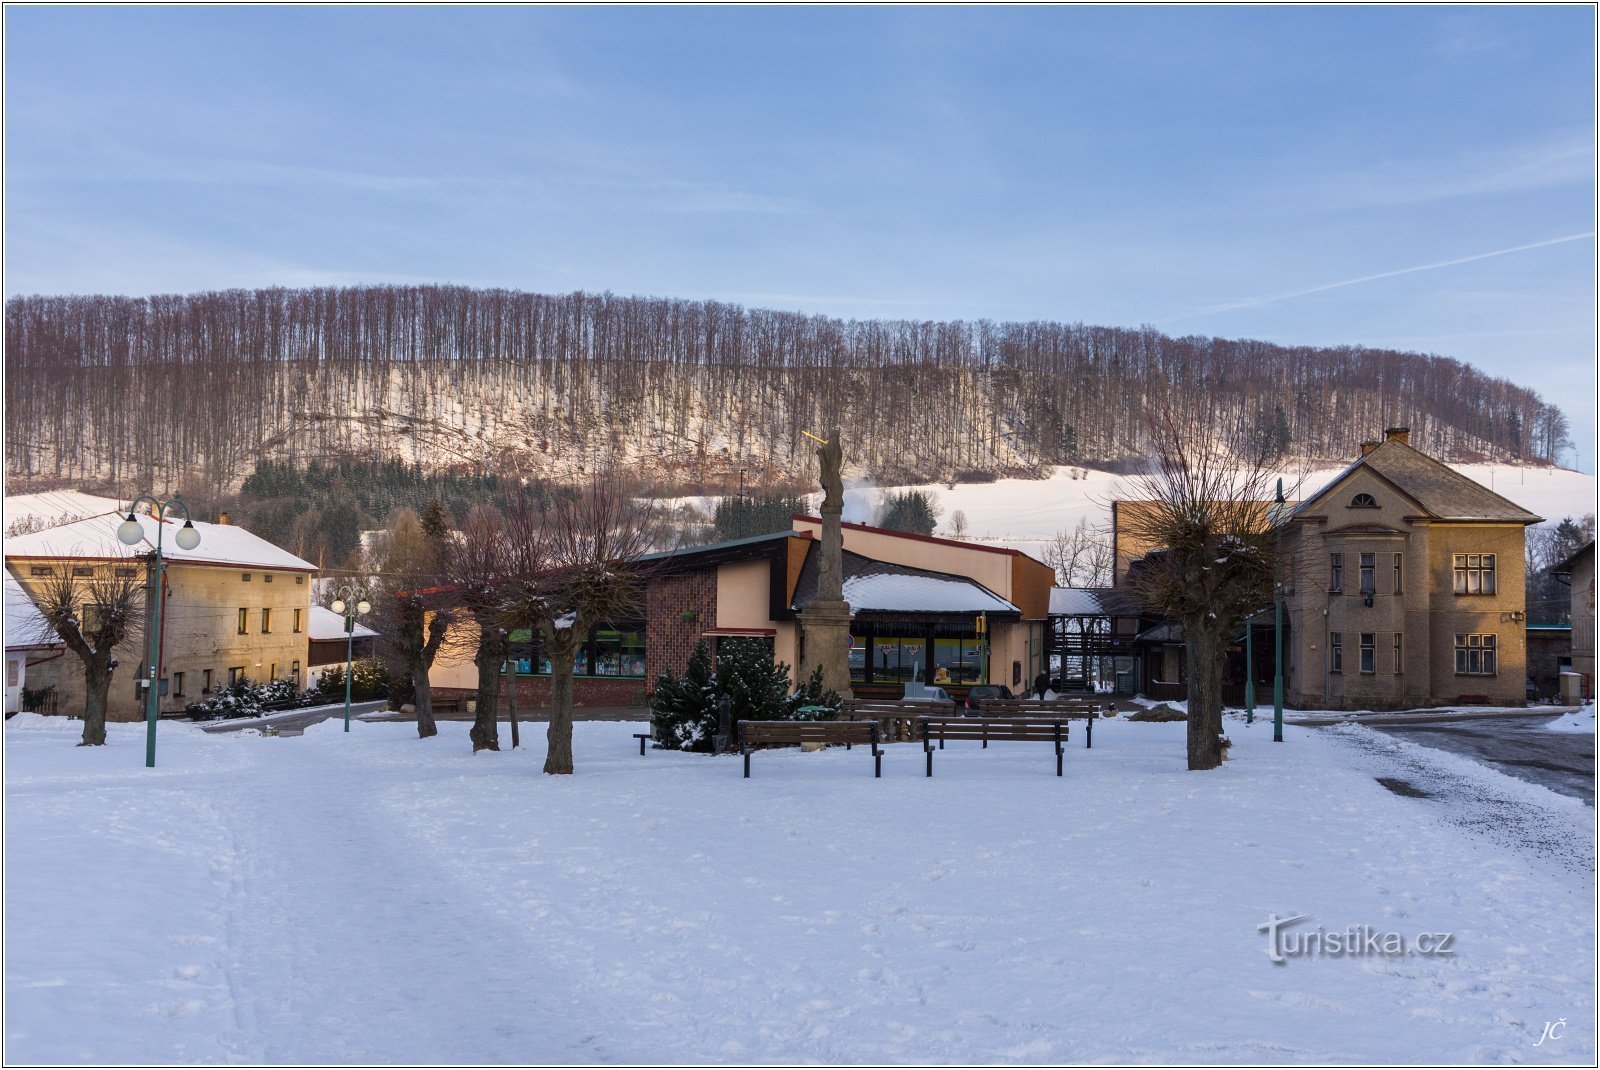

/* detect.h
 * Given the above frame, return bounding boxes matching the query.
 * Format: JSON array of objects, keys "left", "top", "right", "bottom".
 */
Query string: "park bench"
[
  {"left": 738, "top": 719, "right": 883, "bottom": 778},
  {"left": 1456, "top": 694, "right": 1491, "bottom": 706},
  {"left": 633, "top": 729, "right": 654, "bottom": 755},
  {"left": 842, "top": 698, "right": 957, "bottom": 742},
  {"left": 972, "top": 697, "right": 1114, "bottom": 748},
  {"left": 916, "top": 717, "right": 1069, "bottom": 777},
  {"left": 432, "top": 696, "right": 467, "bottom": 715}
]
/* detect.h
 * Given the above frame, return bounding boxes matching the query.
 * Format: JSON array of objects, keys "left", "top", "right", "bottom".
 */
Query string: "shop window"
[
  {"left": 933, "top": 638, "right": 985, "bottom": 686},
  {"left": 591, "top": 629, "right": 646, "bottom": 678}
]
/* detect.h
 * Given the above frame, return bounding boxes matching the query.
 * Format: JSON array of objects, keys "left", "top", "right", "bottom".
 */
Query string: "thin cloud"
[{"left": 1164, "top": 233, "right": 1596, "bottom": 322}]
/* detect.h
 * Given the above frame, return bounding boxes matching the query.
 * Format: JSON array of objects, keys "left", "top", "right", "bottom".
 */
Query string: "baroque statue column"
[{"left": 799, "top": 427, "right": 854, "bottom": 699}]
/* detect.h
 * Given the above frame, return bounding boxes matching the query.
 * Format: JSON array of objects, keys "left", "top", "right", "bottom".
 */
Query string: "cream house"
[{"left": 5, "top": 512, "right": 318, "bottom": 720}]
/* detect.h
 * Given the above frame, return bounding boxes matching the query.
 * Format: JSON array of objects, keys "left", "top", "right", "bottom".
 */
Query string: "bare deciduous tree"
[
  {"left": 372, "top": 507, "right": 457, "bottom": 739},
  {"left": 1043, "top": 517, "right": 1113, "bottom": 588},
  {"left": 445, "top": 505, "right": 510, "bottom": 753},
  {"left": 27, "top": 562, "right": 144, "bottom": 746},
  {"left": 522, "top": 474, "right": 659, "bottom": 775},
  {"left": 1120, "top": 411, "right": 1292, "bottom": 770}
]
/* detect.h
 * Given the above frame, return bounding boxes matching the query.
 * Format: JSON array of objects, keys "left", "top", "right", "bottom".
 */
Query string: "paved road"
[{"left": 1365, "top": 714, "right": 1594, "bottom": 805}]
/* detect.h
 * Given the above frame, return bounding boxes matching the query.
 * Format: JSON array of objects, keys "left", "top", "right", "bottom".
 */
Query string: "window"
[
  {"left": 1330, "top": 632, "right": 1343, "bottom": 673},
  {"left": 295, "top": 575, "right": 305, "bottom": 584},
  {"left": 1453, "top": 554, "right": 1497, "bottom": 595},
  {"left": 237, "top": 608, "right": 249, "bottom": 635},
  {"left": 934, "top": 638, "right": 986, "bottom": 685},
  {"left": 293, "top": 608, "right": 303, "bottom": 633},
  {"left": 81, "top": 604, "right": 107, "bottom": 636},
  {"left": 1359, "top": 633, "right": 1375, "bottom": 674},
  {"left": 589, "top": 629, "right": 646, "bottom": 678},
  {"left": 30, "top": 566, "right": 52, "bottom": 576},
  {"left": 261, "top": 608, "right": 272, "bottom": 634},
  {"left": 242, "top": 573, "right": 252, "bottom": 582},
  {"left": 1359, "top": 553, "right": 1375, "bottom": 595},
  {"left": 1350, "top": 493, "right": 1378, "bottom": 508},
  {"left": 173, "top": 672, "right": 185, "bottom": 697},
  {"left": 228, "top": 666, "right": 245, "bottom": 686},
  {"left": 1329, "top": 553, "right": 1343, "bottom": 592},
  {"left": 1454, "top": 634, "right": 1497, "bottom": 676},
  {"left": 1392, "top": 553, "right": 1403, "bottom": 594},
  {"left": 203, "top": 669, "right": 213, "bottom": 693},
  {"left": 72, "top": 566, "right": 94, "bottom": 577},
  {"left": 1393, "top": 633, "right": 1403, "bottom": 674},
  {"left": 269, "top": 663, "right": 278, "bottom": 681},
  {"left": 264, "top": 574, "right": 274, "bottom": 583},
  {"left": 114, "top": 566, "right": 138, "bottom": 578},
  {"left": 291, "top": 660, "right": 300, "bottom": 683}
]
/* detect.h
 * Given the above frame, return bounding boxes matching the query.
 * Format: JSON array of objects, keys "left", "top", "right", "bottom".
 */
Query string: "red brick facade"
[
  {"left": 435, "top": 672, "right": 644, "bottom": 711},
  {"left": 645, "top": 568, "right": 719, "bottom": 684}
]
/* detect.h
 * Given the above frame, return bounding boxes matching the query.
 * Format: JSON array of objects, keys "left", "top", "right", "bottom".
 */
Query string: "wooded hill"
[{"left": 4, "top": 285, "right": 1572, "bottom": 498}]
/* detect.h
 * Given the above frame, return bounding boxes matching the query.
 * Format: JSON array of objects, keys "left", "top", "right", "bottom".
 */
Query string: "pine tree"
[
  {"left": 649, "top": 641, "right": 718, "bottom": 751},
  {"left": 878, "top": 490, "right": 940, "bottom": 536}
]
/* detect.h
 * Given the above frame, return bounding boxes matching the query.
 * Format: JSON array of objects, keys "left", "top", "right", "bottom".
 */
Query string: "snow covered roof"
[
  {"left": 1291, "top": 439, "right": 1543, "bottom": 525},
  {"left": 4, "top": 513, "right": 317, "bottom": 573},
  {"left": 308, "top": 605, "right": 379, "bottom": 641},
  {"left": 791, "top": 547, "right": 1018, "bottom": 616},
  {"left": 3, "top": 574, "right": 60, "bottom": 651}
]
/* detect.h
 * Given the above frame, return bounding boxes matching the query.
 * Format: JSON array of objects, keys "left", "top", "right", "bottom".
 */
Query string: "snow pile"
[
  {"left": 4, "top": 715, "right": 1593, "bottom": 1063},
  {"left": 1544, "top": 707, "right": 1596, "bottom": 735}
]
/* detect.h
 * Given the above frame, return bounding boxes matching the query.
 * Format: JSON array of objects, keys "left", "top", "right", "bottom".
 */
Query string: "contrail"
[{"left": 1169, "top": 232, "right": 1596, "bottom": 321}]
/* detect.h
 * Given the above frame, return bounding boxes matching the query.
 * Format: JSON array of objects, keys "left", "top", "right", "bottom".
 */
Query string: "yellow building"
[{"left": 5, "top": 513, "right": 318, "bottom": 720}]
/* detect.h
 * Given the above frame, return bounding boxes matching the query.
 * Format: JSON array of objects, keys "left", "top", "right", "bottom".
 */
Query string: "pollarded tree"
[
  {"left": 1120, "top": 410, "right": 1292, "bottom": 770},
  {"left": 522, "top": 472, "right": 659, "bottom": 775},
  {"left": 26, "top": 561, "right": 145, "bottom": 746},
  {"left": 444, "top": 504, "right": 510, "bottom": 753},
  {"left": 372, "top": 507, "right": 457, "bottom": 739}
]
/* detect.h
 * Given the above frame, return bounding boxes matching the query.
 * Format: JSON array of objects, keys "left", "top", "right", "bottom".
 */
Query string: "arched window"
[{"left": 1350, "top": 493, "right": 1378, "bottom": 508}]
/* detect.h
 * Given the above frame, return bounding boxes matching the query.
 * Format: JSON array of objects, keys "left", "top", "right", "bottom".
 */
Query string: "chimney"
[
  {"left": 1360, "top": 441, "right": 1380, "bottom": 457},
  {"left": 1384, "top": 427, "right": 1410, "bottom": 445},
  {"left": 217, "top": 512, "right": 232, "bottom": 525}
]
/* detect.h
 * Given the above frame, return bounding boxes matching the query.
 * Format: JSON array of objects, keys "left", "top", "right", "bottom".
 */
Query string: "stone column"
[{"left": 799, "top": 427, "right": 853, "bottom": 698}]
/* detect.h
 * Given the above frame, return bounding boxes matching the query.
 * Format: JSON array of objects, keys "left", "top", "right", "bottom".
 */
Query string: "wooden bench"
[
  {"left": 1457, "top": 694, "right": 1491, "bottom": 706},
  {"left": 738, "top": 720, "right": 882, "bottom": 778},
  {"left": 974, "top": 698, "right": 1113, "bottom": 748},
  {"left": 917, "top": 717, "right": 1069, "bottom": 777},
  {"left": 432, "top": 696, "right": 467, "bottom": 715},
  {"left": 633, "top": 731, "right": 653, "bottom": 755},
  {"left": 842, "top": 699, "right": 956, "bottom": 743}
]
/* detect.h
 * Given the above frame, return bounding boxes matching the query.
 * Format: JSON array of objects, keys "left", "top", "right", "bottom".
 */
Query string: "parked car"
[{"left": 961, "top": 683, "right": 1016, "bottom": 715}]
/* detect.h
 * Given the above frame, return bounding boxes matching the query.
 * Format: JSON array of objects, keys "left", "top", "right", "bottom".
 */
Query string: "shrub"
[
  {"left": 649, "top": 639, "right": 842, "bottom": 752},
  {"left": 313, "top": 656, "right": 390, "bottom": 703}
]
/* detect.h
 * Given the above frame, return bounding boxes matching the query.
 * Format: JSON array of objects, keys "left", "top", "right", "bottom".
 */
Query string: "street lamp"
[
  {"left": 117, "top": 496, "right": 201, "bottom": 768},
  {"left": 329, "top": 584, "right": 371, "bottom": 733}
]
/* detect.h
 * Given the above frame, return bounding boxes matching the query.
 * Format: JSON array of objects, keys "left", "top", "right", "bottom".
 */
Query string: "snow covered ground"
[
  {"left": 1545, "top": 707, "right": 1597, "bottom": 735},
  {"left": 5, "top": 714, "right": 1593, "bottom": 1063}
]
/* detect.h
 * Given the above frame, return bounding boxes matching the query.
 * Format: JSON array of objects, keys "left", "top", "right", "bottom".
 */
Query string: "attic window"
[
  {"left": 1350, "top": 493, "right": 1378, "bottom": 509},
  {"left": 114, "top": 567, "right": 138, "bottom": 578},
  {"left": 72, "top": 566, "right": 95, "bottom": 577}
]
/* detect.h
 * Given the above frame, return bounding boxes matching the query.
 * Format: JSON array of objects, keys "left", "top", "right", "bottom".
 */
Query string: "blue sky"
[{"left": 5, "top": 5, "right": 1595, "bottom": 469}]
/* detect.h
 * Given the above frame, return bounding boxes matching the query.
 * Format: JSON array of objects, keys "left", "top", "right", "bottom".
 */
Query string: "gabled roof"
[
  {"left": 1291, "top": 439, "right": 1542, "bottom": 524},
  {"left": 791, "top": 546, "right": 1018, "bottom": 616},
  {"left": 790, "top": 514, "right": 1048, "bottom": 566},
  {"left": 4, "top": 513, "right": 318, "bottom": 572},
  {"left": 1552, "top": 540, "right": 1595, "bottom": 576}
]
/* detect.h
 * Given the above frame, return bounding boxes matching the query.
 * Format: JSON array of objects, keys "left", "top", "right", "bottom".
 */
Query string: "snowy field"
[{"left": 4, "top": 714, "right": 1593, "bottom": 1064}]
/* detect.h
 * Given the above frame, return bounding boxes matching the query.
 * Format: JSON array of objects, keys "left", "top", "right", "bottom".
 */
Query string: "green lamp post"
[
  {"left": 117, "top": 497, "right": 201, "bottom": 769},
  {"left": 329, "top": 584, "right": 371, "bottom": 732},
  {"left": 1273, "top": 477, "right": 1286, "bottom": 743}
]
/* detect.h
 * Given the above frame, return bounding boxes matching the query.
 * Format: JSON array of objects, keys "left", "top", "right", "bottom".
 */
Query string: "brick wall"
[
  {"left": 646, "top": 568, "right": 719, "bottom": 684},
  {"left": 435, "top": 673, "right": 643, "bottom": 711}
]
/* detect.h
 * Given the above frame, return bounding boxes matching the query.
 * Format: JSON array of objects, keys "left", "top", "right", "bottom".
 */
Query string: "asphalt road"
[{"left": 1366, "top": 714, "right": 1594, "bottom": 805}]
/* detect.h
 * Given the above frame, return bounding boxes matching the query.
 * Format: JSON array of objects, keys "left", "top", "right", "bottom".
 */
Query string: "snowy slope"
[{"left": 4, "top": 714, "right": 1592, "bottom": 1063}]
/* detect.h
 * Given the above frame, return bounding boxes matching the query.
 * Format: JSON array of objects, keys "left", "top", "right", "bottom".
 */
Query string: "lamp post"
[
  {"left": 117, "top": 497, "right": 201, "bottom": 769},
  {"left": 1273, "top": 478, "right": 1286, "bottom": 743},
  {"left": 329, "top": 584, "right": 371, "bottom": 733}
]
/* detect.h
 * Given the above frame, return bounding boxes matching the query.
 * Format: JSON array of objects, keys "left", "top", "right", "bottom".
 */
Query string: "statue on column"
[{"left": 800, "top": 427, "right": 853, "bottom": 700}]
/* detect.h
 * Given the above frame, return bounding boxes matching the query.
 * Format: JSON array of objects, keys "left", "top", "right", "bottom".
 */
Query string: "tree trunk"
[
  {"left": 79, "top": 658, "right": 110, "bottom": 747},
  {"left": 543, "top": 634, "right": 578, "bottom": 775},
  {"left": 1184, "top": 617, "right": 1225, "bottom": 771},
  {"left": 411, "top": 653, "right": 437, "bottom": 738},
  {"left": 470, "top": 630, "right": 505, "bottom": 753},
  {"left": 506, "top": 664, "right": 520, "bottom": 749}
]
